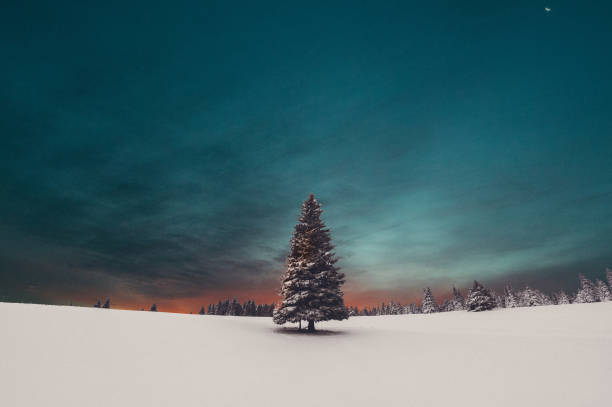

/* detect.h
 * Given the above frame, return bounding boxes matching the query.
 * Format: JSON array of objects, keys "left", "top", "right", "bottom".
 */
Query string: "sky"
[{"left": 1, "top": 1, "right": 611, "bottom": 311}]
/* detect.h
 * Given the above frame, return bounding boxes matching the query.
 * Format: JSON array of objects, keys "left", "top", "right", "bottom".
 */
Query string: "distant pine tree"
[
  {"left": 228, "top": 298, "right": 243, "bottom": 316},
  {"left": 466, "top": 281, "right": 496, "bottom": 312},
  {"left": 421, "top": 287, "right": 438, "bottom": 313},
  {"left": 93, "top": 300, "right": 101, "bottom": 308},
  {"left": 495, "top": 293, "right": 505, "bottom": 308},
  {"left": 556, "top": 290, "right": 570, "bottom": 304},
  {"left": 102, "top": 299, "right": 110, "bottom": 309},
  {"left": 504, "top": 284, "right": 520, "bottom": 308},
  {"left": 574, "top": 274, "right": 599, "bottom": 303},
  {"left": 596, "top": 279, "right": 611, "bottom": 301},
  {"left": 449, "top": 286, "right": 465, "bottom": 311},
  {"left": 199, "top": 306, "right": 205, "bottom": 315},
  {"left": 389, "top": 300, "right": 399, "bottom": 315},
  {"left": 520, "top": 286, "right": 543, "bottom": 307},
  {"left": 607, "top": 268, "right": 612, "bottom": 290},
  {"left": 273, "top": 195, "right": 348, "bottom": 331},
  {"left": 243, "top": 300, "right": 256, "bottom": 316},
  {"left": 150, "top": 303, "right": 158, "bottom": 312}
]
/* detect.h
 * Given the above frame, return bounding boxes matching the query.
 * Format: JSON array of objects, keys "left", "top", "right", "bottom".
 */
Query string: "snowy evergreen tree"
[
  {"left": 504, "top": 284, "right": 520, "bottom": 308},
  {"left": 150, "top": 303, "right": 158, "bottom": 312},
  {"left": 199, "top": 306, "right": 205, "bottom": 315},
  {"left": 449, "top": 286, "right": 465, "bottom": 311},
  {"left": 520, "top": 286, "right": 543, "bottom": 307},
  {"left": 389, "top": 301, "right": 399, "bottom": 315},
  {"left": 439, "top": 299, "right": 451, "bottom": 312},
  {"left": 273, "top": 195, "right": 348, "bottom": 331},
  {"left": 574, "top": 274, "right": 599, "bottom": 304},
  {"left": 607, "top": 268, "right": 612, "bottom": 290},
  {"left": 93, "top": 300, "right": 101, "bottom": 308},
  {"left": 556, "top": 291, "right": 570, "bottom": 304},
  {"left": 596, "top": 279, "right": 611, "bottom": 301},
  {"left": 243, "top": 300, "right": 257, "bottom": 316},
  {"left": 217, "top": 299, "right": 230, "bottom": 315},
  {"left": 538, "top": 291, "right": 553, "bottom": 305},
  {"left": 421, "top": 287, "right": 438, "bottom": 313},
  {"left": 227, "top": 298, "right": 243, "bottom": 316},
  {"left": 466, "top": 280, "right": 496, "bottom": 312},
  {"left": 495, "top": 293, "right": 505, "bottom": 309},
  {"left": 102, "top": 299, "right": 110, "bottom": 309}
]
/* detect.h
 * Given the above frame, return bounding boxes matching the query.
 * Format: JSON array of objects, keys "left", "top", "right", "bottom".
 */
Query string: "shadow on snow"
[{"left": 272, "top": 326, "right": 348, "bottom": 336}]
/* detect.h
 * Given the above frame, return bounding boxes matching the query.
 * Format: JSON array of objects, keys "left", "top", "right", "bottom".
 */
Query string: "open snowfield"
[{"left": 2, "top": 302, "right": 611, "bottom": 407}]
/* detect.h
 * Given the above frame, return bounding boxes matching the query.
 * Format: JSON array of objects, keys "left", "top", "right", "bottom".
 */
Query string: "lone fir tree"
[{"left": 273, "top": 194, "right": 349, "bottom": 331}]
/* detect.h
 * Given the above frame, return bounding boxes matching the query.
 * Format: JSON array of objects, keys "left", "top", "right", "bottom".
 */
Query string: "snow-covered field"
[{"left": 1, "top": 301, "right": 611, "bottom": 407}]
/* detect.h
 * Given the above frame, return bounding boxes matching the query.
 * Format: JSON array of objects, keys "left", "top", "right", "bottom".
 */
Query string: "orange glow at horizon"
[
  {"left": 43, "top": 279, "right": 460, "bottom": 314},
  {"left": 52, "top": 290, "right": 447, "bottom": 314}
]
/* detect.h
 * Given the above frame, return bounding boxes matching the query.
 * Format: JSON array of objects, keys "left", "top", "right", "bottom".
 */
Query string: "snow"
[{"left": 2, "top": 301, "right": 611, "bottom": 407}]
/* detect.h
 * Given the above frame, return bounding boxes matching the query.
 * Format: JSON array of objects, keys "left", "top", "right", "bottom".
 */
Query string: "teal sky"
[{"left": 1, "top": 1, "right": 611, "bottom": 308}]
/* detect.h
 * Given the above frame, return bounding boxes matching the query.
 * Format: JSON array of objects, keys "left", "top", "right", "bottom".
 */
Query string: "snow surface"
[{"left": 2, "top": 301, "right": 611, "bottom": 407}]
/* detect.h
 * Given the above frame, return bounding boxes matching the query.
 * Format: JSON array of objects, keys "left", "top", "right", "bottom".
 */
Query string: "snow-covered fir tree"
[
  {"left": 495, "top": 293, "right": 505, "bottom": 309},
  {"left": 102, "top": 299, "right": 110, "bottom": 309},
  {"left": 150, "top": 303, "right": 157, "bottom": 312},
  {"left": 421, "top": 287, "right": 438, "bottom": 313},
  {"left": 389, "top": 301, "right": 400, "bottom": 315},
  {"left": 273, "top": 194, "right": 349, "bottom": 331},
  {"left": 595, "top": 279, "right": 611, "bottom": 301},
  {"left": 556, "top": 291, "right": 570, "bottom": 304},
  {"left": 243, "top": 300, "right": 257, "bottom": 316},
  {"left": 607, "top": 268, "right": 612, "bottom": 289},
  {"left": 227, "top": 298, "right": 243, "bottom": 316},
  {"left": 520, "top": 286, "right": 543, "bottom": 307},
  {"left": 504, "top": 284, "right": 520, "bottom": 308},
  {"left": 449, "top": 286, "right": 465, "bottom": 311},
  {"left": 199, "top": 306, "right": 205, "bottom": 315},
  {"left": 574, "top": 274, "right": 599, "bottom": 304},
  {"left": 439, "top": 299, "right": 451, "bottom": 312},
  {"left": 466, "top": 280, "right": 496, "bottom": 312},
  {"left": 538, "top": 290, "right": 552, "bottom": 305},
  {"left": 93, "top": 300, "right": 101, "bottom": 308}
]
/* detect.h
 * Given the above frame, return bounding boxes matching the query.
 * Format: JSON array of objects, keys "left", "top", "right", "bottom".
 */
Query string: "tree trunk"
[
  {"left": 307, "top": 320, "right": 315, "bottom": 331},
  {"left": 299, "top": 320, "right": 301, "bottom": 330}
]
